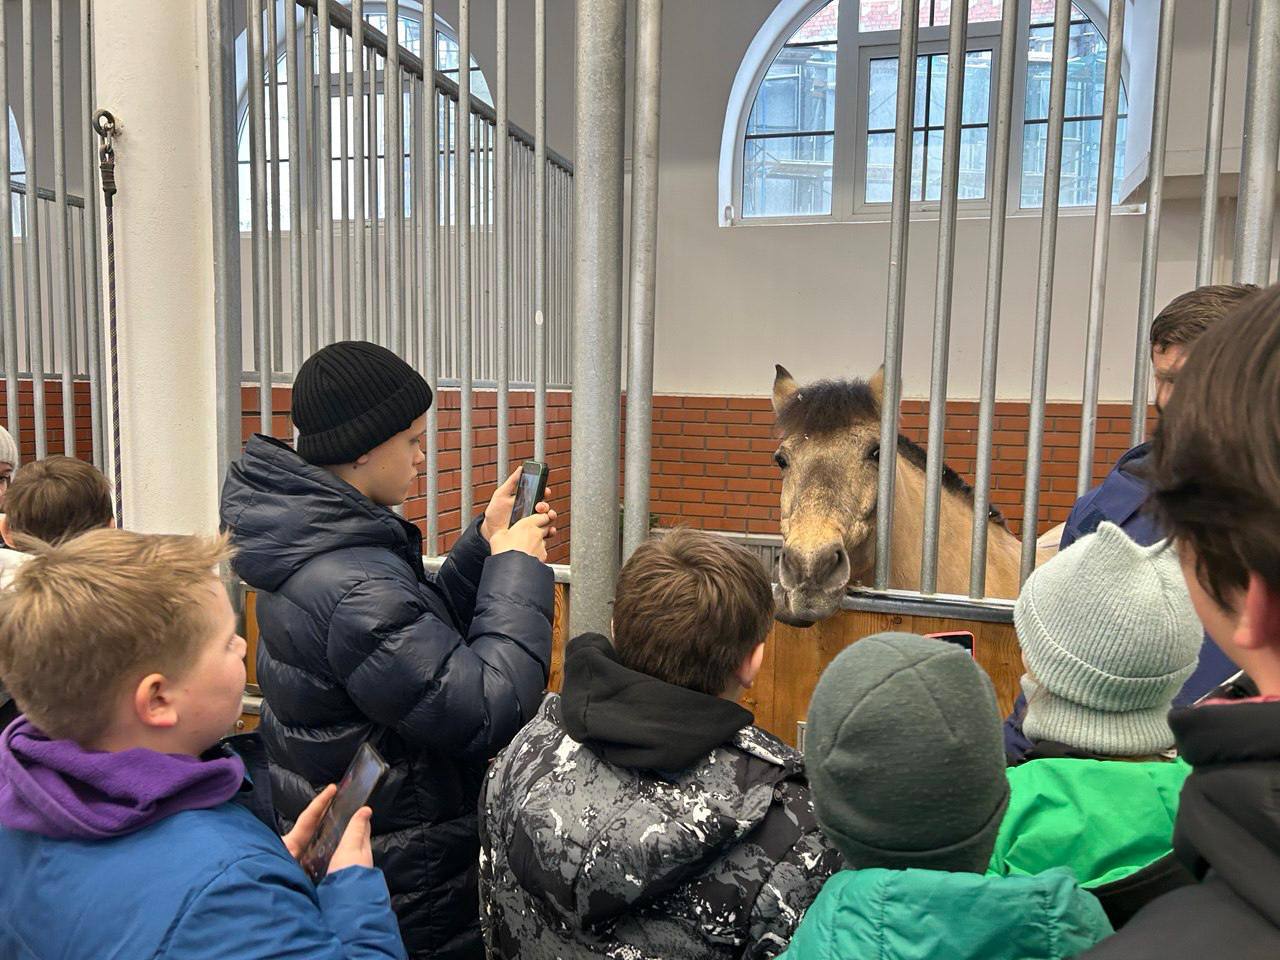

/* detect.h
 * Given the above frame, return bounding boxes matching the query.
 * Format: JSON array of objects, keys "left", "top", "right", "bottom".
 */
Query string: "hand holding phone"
[{"left": 298, "top": 742, "right": 389, "bottom": 881}]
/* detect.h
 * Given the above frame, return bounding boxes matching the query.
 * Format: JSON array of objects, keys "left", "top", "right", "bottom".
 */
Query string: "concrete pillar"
[{"left": 92, "top": 1, "right": 221, "bottom": 534}]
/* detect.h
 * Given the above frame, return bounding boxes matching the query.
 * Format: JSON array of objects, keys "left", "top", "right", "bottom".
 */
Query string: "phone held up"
[
  {"left": 509, "top": 460, "right": 549, "bottom": 528},
  {"left": 924, "top": 630, "right": 976, "bottom": 657},
  {"left": 299, "top": 741, "right": 390, "bottom": 882}
]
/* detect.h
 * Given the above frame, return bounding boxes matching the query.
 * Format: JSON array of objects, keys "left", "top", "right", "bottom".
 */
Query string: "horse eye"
[
  {"left": 774, "top": 451, "right": 790, "bottom": 470},
  {"left": 867, "top": 443, "right": 880, "bottom": 462}
]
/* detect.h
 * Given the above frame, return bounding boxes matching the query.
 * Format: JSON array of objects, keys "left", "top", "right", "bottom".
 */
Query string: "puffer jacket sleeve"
[
  {"left": 431, "top": 517, "right": 492, "bottom": 634},
  {"left": 164, "top": 856, "right": 406, "bottom": 960},
  {"left": 329, "top": 549, "right": 554, "bottom": 760},
  {"left": 745, "top": 814, "right": 843, "bottom": 960}
]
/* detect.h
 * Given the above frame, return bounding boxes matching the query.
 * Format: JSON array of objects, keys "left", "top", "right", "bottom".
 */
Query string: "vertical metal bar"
[
  {"left": 919, "top": 1, "right": 968, "bottom": 594},
  {"left": 51, "top": 0, "right": 75, "bottom": 456},
  {"left": 286, "top": 0, "right": 305, "bottom": 370},
  {"left": 247, "top": 0, "right": 273, "bottom": 432},
  {"left": 338, "top": 27, "right": 351, "bottom": 341},
  {"left": 80, "top": 0, "right": 103, "bottom": 467},
  {"left": 969, "top": 0, "right": 1018, "bottom": 599},
  {"left": 570, "top": 0, "right": 627, "bottom": 634},
  {"left": 873, "top": 0, "right": 920, "bottom": 590},
  {"left": 458, "top": 0, "right": 473, "bottom": 526},
  {"left": 1196, "top": 0, "right": 1231, "bottom": 287},
  {"left": 209, "top": 0, "right": 244, "bottom": 484},
  {"left": 386, "top": 0, "right": 403, "bottom": 356},
  {"left": 303, "top": 8, "right": 318, "bottom": 356},
  {"left": 478, "top": 119, "right": 488, "bottom": 381},
  {"left": 368, "top": 49, "right": 381, "bottom": 342},
  {"left": 352, "top": 0, "right": 367, "bottom": 341},
  {"left": 317, "top": 0, "right": 335, "bottom": 347},
  {"left": 423, "top": 1, "right": 439, "bottom": 551},
  {"left": 1075, "top": 0, "right": 1126, "bottom": 499},
  {"left": 1020, "top": 0, "right": 1073, "bottom": 581},
  {"left": 1232, "top": 0, "right": 1280, "bottom": 287},
  {"left": 622, "top": 0, "right": 662, "bottom": 560},
  {"left": 0, "top": 0, "right": 19, "bottom": 444},
  {"left": 442, "top": 95, "right": 452, "bottom": 378},
  {"left": 267, "top": 0, "right": 284, "bottom": 373},
  {"left": 408, "top": 77, "right": 420, "bottom": 369},
  {"left": 1130, "top": 0, "right": 1177, "bottom": 444},
  {"left": 495, "top": 0, "right": 509, "bottom": 480},
  {"left": 533, "top": 0, "right": 548, "bottom": 461},
  {"left": 21, "top": 0, "right": 47, "bottom": 458}
]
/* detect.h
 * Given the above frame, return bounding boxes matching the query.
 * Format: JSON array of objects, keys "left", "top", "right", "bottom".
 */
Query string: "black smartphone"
[
  {"left": 299, "top": 741, "right": 389, "bottom": 882},
  {"left": 924, "top": 630, "right": 975, "bottom": 657},
  {"left": 508, "top": 460, "right": 549, "bottom": 527}
]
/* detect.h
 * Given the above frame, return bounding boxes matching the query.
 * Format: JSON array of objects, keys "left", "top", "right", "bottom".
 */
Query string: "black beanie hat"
[{"left": 292, "top": 341, "right": 433, "bottom": 465}]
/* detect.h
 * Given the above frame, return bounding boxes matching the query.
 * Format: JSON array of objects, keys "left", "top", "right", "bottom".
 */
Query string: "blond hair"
[{"left": 0, "top": 529, "right": 232, "bottom": 741}]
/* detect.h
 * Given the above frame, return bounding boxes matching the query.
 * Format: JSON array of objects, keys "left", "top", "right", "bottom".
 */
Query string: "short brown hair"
[
  {"left": 1149, "top": 283, "right": 1260, "bottom": 351},
  {"left": 0, "top": 529, "right": 231, "bottom": 741},
  {"left": 611, "top": 528, "right": 775, "bottom": 695},
  {"left": 1150, "top": 282, "right": 1280, "bottom": 609},
  {"left": 5, "top": 456, "right": 114, "bottom": 544}
]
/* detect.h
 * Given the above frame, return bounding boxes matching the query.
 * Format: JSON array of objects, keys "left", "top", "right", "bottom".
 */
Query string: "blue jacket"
[
  {"left": 1003, "top": 443, "right": 1235, "bottom": 762},
  {"left": 0, "top": 735, "right": 406, "bottom": 960},
  {"left": 221, "top": 435, "right": 554, "bottom": 960}
]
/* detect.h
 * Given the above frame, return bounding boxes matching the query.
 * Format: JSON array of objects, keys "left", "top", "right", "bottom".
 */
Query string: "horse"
[{"left": 771, "top": 364, "right": 1050, "bottom": 625}]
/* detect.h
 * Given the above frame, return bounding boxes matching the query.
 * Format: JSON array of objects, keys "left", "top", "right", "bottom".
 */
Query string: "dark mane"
[{"left": 776, "top": 378, "right": 1009, "bottom": 529}]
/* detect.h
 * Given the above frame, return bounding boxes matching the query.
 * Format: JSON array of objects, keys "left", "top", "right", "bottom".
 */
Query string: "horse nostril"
[{"left": 815, "top": 545, "right": 845, "bottom": 584}]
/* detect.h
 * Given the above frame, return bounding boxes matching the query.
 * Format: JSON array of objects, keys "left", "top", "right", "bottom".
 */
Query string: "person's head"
[
  {"left": 0, "top": 530, "right": 245, "bottom": 755},
  {"left": 804, "top": 633, "right": 1008, "bottom": 873},
  {"left": 1150, "top": 282, "right": 1280, "bottom": 695},
  {"left": 1014, "top": 522, "right": 1202, "bottom": 756},
  {"left": 1149, "top": 284, "right": 1260, "bottom": 414},
  {"left": 291, "top": 341, "right": 433, "bottom": 507},
  {"left": 0, "top": 456, "right": 114, "bottom": 547},
  {"left": 0, "top": 425, "right": 17, "bottom": 509},
  {"left": 611, "top": 528, "right": 774, "bottom": 699}
]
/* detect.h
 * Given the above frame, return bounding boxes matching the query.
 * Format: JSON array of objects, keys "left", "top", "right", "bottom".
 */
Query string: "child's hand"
[
  {"left": 489, "top": 509, "right": 556, "bottom": 562},
  {"left": 282, "top": 783, "right": 337, "bottom": 860},
  {"left": 481, "top": 468, "right": 555, "bottom": 541},
  {"left": 327, "top": 807, "right": 375, "bottom": 875}
]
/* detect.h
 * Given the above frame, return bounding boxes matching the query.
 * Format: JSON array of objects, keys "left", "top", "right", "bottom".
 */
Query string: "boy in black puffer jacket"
[{"left": 221, "top": 341, "right": 556, "bottom": 960}]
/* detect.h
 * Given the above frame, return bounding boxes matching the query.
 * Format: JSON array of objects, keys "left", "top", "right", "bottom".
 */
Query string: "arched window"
[
  {"left": 236, "top": 3, "right": 491, "bottom": 230},
  {"left": 724, "top": 0, "right": 1127, "bottom": 223}
]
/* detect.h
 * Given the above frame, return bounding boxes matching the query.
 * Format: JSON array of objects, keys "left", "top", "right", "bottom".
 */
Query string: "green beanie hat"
[{"left": 805, "top": 633, "right": 1009, "bottom": 874}]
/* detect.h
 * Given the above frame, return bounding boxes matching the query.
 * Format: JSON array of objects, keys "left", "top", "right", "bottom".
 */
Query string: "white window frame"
[{"left": 719, "top": 0, "right": 1139, "bottom": 227}]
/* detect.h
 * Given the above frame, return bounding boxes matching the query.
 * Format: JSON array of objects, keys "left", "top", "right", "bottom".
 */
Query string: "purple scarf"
[{"left": 0, "top": 717, "right": 245, "bottom": 840}]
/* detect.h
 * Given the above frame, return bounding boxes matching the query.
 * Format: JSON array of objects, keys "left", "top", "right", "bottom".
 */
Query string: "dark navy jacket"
[
  {"left": 221, "top": 435, "right": 554, "bottom": 960},
  {"left": 1004, "top": 443, "right": 1235, "bottom": 762}
]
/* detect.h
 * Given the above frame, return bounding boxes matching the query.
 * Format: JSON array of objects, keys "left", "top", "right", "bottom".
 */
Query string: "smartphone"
[
  {"left": 508, "top": 460, "right": 549, "bottom": 527},
  {"left": 299, "top": 741, "right": 389, "bottom": 882},
  {"left": 924, "top": 630, "right": 975, "bottom": 657}
]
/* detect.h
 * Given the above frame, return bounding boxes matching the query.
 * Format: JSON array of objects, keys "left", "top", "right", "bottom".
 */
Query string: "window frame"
[{"left": 722, "top": 0, "right": 1140, "bottom": 227}]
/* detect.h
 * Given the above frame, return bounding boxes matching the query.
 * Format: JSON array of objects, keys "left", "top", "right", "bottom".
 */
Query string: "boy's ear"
[
  {"left": 1235, "top": 573, "right": 1280, "bottom": 652},
  {"left": 133, "top": 673, "right": 180, "bottom": 730},
  {"left": 736, "top": 642, "right": 767, "bottom": 691}
]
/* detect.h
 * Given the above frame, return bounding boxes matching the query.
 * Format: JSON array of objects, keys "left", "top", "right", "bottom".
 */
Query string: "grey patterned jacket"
[{"left": 478, "top": 692, "right": 840, "bottom": 960}]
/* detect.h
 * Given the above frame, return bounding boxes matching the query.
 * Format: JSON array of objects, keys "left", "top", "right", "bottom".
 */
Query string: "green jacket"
[
  {"left": 987, "top": 757, "right": 1191, "bottom": 888},
  {"left": 779, "top": 867, "right": 1111, "bottom": 960}
]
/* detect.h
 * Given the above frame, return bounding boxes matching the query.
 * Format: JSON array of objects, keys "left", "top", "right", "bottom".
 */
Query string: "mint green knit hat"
[{"left": 1016, "top": 522, "right": 1202, "bottom": 757}]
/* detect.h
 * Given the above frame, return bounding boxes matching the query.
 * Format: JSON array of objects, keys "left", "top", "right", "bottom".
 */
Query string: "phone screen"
[
  {"left": 509, "top": 462, "right": 547, "bottom": 527},
  {"left": 299, "top": 742, "right": 388, "bottom": 881},
  {"left": 924, "top": 631, "right": 975, "bottom": 657}
]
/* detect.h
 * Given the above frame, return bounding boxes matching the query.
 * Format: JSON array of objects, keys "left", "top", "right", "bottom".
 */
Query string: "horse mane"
[{"left": 776, "top": 378, "right": 1009, "bottom": 530}]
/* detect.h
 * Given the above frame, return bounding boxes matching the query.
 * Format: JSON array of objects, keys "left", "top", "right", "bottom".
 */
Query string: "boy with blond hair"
[{"left": 0, "top": 530, "right": 406, "bottom": 959}]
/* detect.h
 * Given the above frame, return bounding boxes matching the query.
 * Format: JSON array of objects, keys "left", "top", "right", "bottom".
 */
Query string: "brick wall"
[{"left": 0, "top": 379, "right": 97, "bottom": 464}]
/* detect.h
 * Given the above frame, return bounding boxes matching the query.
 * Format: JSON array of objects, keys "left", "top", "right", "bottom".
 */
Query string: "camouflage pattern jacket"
[{"left": 479, "top": 636, "right": 840, "bottom": 960}]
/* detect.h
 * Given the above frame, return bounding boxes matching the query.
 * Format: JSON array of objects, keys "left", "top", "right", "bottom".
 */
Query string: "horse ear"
[
  {"left": 773, "top": 364, "right": 799, "bottom": 414},
  {"left": 868, "top": 365, "right": 886, "bottom": 410}
]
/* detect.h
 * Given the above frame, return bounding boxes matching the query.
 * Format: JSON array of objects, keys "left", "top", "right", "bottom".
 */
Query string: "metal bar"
[
  {"left": 267, "top": 0, "right": 284, "bottom": 372},
  {"left": 1196, "top": 0, "right": 1231, "bottom": 287},
  {"left": 479, "top": 120, "right": 489, "bottom": 381},
  {"left": 496, "top": 35, "right": 508, "bottom": 459},
  {"left": 1129, "top": 0, "right": 1177, "bottom": 444},
  {"left": 1075, "top": 0, "right": 1126, "bottom": 499},
  {"left": 570, "top": 0, "right": 627, "bottom": 635},
  {"left": 423, "top": 0, "right": 439, "bottom": 551},
  {"left": 533, "top": 0, "right": 548, "bottom": 462},
  {"left": 317, "top": 0, "right": 335, "bottom": 347},
  {"left": 368, "top": 49, "right": 381, "bottom": 343},
  {"left": 1020, "top": 0, "right": 1074, "bottom": 581},
  {"left": 304, "top": 8, "right": 318, "bottom": 357},
  {"left": 247, "top": 0, "right": 272, "bottom": 432},
  {"left": 81, "top": 0, "right": 103, "bottom": 467},
  {"left": 1232, "top": 0, "right": 1280, "bottom": 286},
  {"left": 286, "top": 0, "right": 305, "bottom": 369},
  {"left": 208, "top": 0, "right": 244, "bottom": 484},
  {"left": 51, "top": 0, "right": 75, "bottom": 456},
  {"left": 386, "top": 0, "right": 403, "bottom": 356},
  {"left": 919, "top": 1, "right": 969, "bottom": 594},
  {"left": 873, "top": 0, "right": 921, "bottom": 590},
  {"left": 969, "top": 0, "right": 1018, "bottom": 599},
  {"left": 622, "top": 0, "right": 662, "bottom": 561},
  {"left": 0, "top": 0, "right": 19, "bottom": 444},
  {"left": 22, "top": 0, "right": 47, "bottom": 458},
  {"left": 458, "top": 0, "right": 473, "bottom": 527},
  {"left": 338, "top": 27, "right": 351, "bottom": 341},
  {"left": 442, "top": 95, "right": 452, "bottom": 381},
  {"left": 408, "top": 76, "right": 420, "bottom": 369},
  {"left": 352, "top": 0, "right": 367, "bottom": 341}
]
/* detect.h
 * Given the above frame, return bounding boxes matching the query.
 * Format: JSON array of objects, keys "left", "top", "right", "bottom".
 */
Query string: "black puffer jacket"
[{"left": 221, "top": 435, "right": 554, "bottom": 960}]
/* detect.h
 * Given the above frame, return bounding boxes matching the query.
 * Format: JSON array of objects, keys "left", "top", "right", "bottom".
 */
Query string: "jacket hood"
[
  {"left": 560, "top": 632, "right": 754, "bottom": 770},
  {"left": 220, "top": 433, "right": 422, "bottom": 592},
  {"left": 504, "top": 694, "right": 803, "bottom": 931}
]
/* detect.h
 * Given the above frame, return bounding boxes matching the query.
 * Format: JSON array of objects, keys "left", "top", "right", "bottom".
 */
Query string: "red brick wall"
[{"left": 0, "top": 379, "right": 96, "bottom": 464}]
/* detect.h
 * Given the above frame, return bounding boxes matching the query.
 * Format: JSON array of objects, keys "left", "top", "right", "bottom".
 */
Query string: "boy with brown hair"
[
  {"left": 479, "top": 528, "right": 841, "bottom": 960},
  {"left": 0, "top": 529, "right": 406, "bottom": 959},
  {"left": 1081, "top": 282, "right": 1280, "bottom": 958}
]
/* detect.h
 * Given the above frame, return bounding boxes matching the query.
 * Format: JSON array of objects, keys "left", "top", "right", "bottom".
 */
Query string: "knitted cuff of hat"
[{"left": 1021, "top": 676, "right": 1177, "bottom": 757}]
